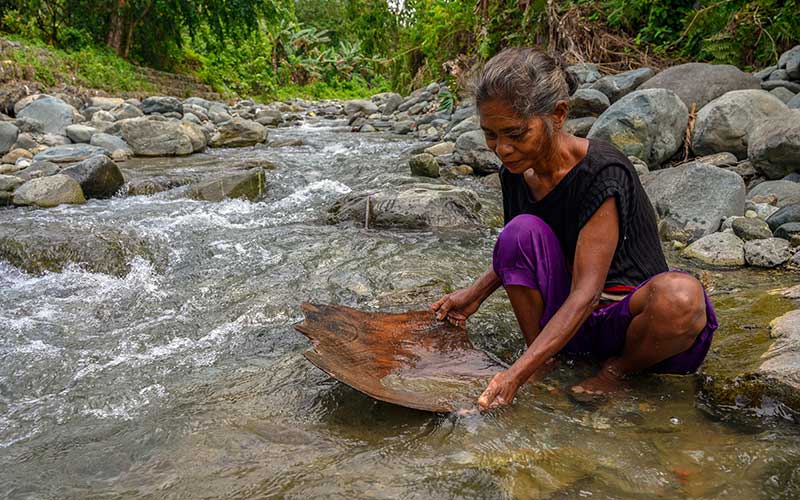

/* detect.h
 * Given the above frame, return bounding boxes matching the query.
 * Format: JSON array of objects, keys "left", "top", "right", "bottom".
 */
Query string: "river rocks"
[
  {"left": 588, "top": 89, "right": 688, "bottom": 168},
  {"left": 329, "top": 183, "right": 482, "bottom": 229},
  {"left": 590, "top": 67, "right": 654, "bottom": 102},
  {"left": 89, "top": 96, "right": 125, "bottom": 110},
  {"left": 789, "top": 93, "right": 800, "bottom": 109},
  {"left": 774, "top": 223, "right": 800, "bottom": 242},
  {"left": 770, "top": 87, "right": 796, "bottom": 104},
  {"left": 0, "top": 174, "right": 23, "bottom": 192},
  {"left": 90, "top": 133, "right": 133, "bottom": 159},
  {"left": 409, "top": 153, "right": 439, "bottom": 178},
  {"left": 15, "top": 160, "right": 58, "bottom": 181},
  {"left": 16, "top": 95, "right": 79, "bottom": 136},
  {"left": 564, "top": 117, "right": 596, "bottom": 138},
  {"left": 779, "top": 46, "right": 800, "bottom": 79},
  {"left": 743, "top": 238, "right": 791, "bottom": 267},
  {"left": 380, "top": 93, "right": 404, "bottom": 115},
  {"left": 65, "top": 124, "right": 98, "bottom": 143},
  {"left": 254, "top": 108, "right": 282, "bottom": 126},
  {"left": 424, "top": 142, "right": 455, "bottom": 156},
  {"left": 33, "top": 144, "right": 109, "bottom": 163},
  {"left": 567, "top": 63, "right": 601, "bottom": 85},
  {"left": 209, "top": 117, "right": 267, "bottom": 148},
  {"left": 639, "top": 63, "right": 761, "bottom": 109},
  {"left": 61, "top": 155, "right": 124, "bottom": 199},
  {"left": 747, "top": 112, "right": 800, "bottom": 179},
  {"left": 189, "top": 168, "right": 266, "bottom": 202},
  {"left": 454, "top": 130, "right": 501, "bottom": 174},
  {"left": 691, "top": 90, "right": 787, "bottom": 158},
  {"left": 756, "top": 309, "right": 800, "bottom": 410},
  {"left": 0, "top": 121, "right": 18, "bottom": 154},
  {"left": 568, "top": 89, "right": 609, "bottom": 117},
  {"left": 141, "top": 96, "right": 184, "bottom": 116},
  {"left": 119, "top": 116, "right": 200, "bottom": 156},
  {"left": 747, "top": 180, "right": 800, "bottom": 207},
  {"left": 642, "top": 161, "right": 745, "bottom": 241},
  {"left": 732, "top": 217, "right": 772, "bottom": 241},
  {"left": 111, "top": 102, "right": 144, "bottom": 121},
  {"left": 766, "top": 204, "right": 800, "bottom": 231},
  {"left": 681, "top": 232, "right": 745, "bottom": 266},
  {"left": 12, "top": 174, "right": 85, "bottom": 207}
]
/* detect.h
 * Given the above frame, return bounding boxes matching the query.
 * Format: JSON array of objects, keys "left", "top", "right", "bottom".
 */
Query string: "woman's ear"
[{"left": 551, "top": 100, "right": 569, "bottom": 131}]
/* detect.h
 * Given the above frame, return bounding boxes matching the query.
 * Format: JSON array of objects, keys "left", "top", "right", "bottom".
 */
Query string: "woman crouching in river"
[{"left": 431, "top": 48, "right": 718, "bottom": 410}]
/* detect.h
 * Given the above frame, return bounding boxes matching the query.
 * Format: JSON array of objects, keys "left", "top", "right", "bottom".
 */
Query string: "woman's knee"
[{"left": 642, "top": 272, "right": 707, "bottom": 335}]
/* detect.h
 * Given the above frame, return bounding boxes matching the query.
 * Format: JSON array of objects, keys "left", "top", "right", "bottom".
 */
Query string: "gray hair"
[{"left": 474, "top": 48, "right": 577, "bottom": 119}]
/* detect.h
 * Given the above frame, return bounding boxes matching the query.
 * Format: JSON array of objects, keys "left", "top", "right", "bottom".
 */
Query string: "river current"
[{"left": 1, "top": 119, "right": 799, "bottom": 499}]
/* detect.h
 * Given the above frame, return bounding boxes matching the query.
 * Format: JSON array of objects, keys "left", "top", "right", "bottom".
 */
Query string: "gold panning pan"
[{"left": 294, "top": 303, "right": 507, "bottom": 412}]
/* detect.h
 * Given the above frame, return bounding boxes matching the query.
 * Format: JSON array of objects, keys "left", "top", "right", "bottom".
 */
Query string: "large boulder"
[
  {"left": 747, "top": 111, "right": 800, "bottom": 179},
  {"left": 779, "top": 45, "right": 800, "bottom": 79},
  {"left": 0, "top": 121, "right": 18, "bottom": 154},
  {"left": 641, "top": 161, "right": 745, "bottom": 241},
  {"left": 329, "top": 183, "right": 483, "bottom": 230},
  {"left": 681, "top": 232, "right": 745, "bottom": 266},
  {"left": 454, "top": 129, "right": 501, "bottom": 174},
  {"left": 119, "top": 116, "right": 202, "bottom": 156},
  {"left": 638, "top": 63, "right": 761, "bottom": 110},
  {"left": 33, "top": 144, "right": 109, "bottom": 163},
  {"left": 179, "top": 120, "right": 208, "bottom": 152},
  {"left": 88, "top": 96, "right": 125, "bottom": 110},
  {"left": 344, "top": 99, "right": 379, "bottom": 117},
  {"left": 189, "top": 168, "right": 266, "bottom": 202},
  {"left": 65, "top": 124, "right": 98, "bottom": 143},
  {"left": 588, "top": 89, "right": 688, "bottom": 168},
  {"left": 141, "top": 96, "right": 184, "bottom": 116},
  {"left": 110, "top": 102, "right": 144, "bottom": 121},
  {"left": 16, "top": 95, "right": 79, "bottom": 136},
  {"left": 90, "top": 133, "right": 134, "bottom": 159},
  {"left": 744, "top": 238, "right": 791, "bottom": 267},
  {"left": 0, "top": 174, "right": 23, "bottom": 192},
  {"left": 691, "top": 90, "right": 787, "bottom": 158},
  {"left": 61, "top": 155, "right": 125, "bottom": 199},
  {"left": 445, "top": 115, "right": 480, "bottom": 141},
  {"left": 589, "top": 67, "right": 654, "bottom": 103},
  {"left": 756, "top": 310, "right": 800, "bottom": 409},
  {"left": 747, "top": 180, "right": 800, "bottom": 207},
  {"left": 568, "top": 89, "right": 609, "bottom": 118},
  {"left": 12, "top": 174, "right": 85, "bottom": 207},
  {"left": 209, "top": 117, "right": 267, "bottom": 148}
]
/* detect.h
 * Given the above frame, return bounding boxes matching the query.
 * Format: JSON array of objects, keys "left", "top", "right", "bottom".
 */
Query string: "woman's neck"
[{"left": 526, "top": 133, "right": 588, "bottom": 184}]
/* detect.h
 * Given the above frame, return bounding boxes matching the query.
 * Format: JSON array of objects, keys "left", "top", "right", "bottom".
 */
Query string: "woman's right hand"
[{"left": 430, "top": 287, "right": 483, "bottom": 328}]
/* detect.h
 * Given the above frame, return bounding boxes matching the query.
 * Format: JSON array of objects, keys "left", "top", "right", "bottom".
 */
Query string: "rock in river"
[
  {"left": 757, "top": 310, "right": 800, "bottom": 411},
  {"left": 744, "top": 238, "right": 791, "bottom": 267},
  {"left": 681, "top": 232, "right": 745, "bottom": 266},
  {"left": 209, "top": 117, "right": 267, "bottom": 148},
  {"left": 12, "top": 174, "right": 86, "bottom": 207},
  {"left": 61, "top": 155, "right": 125, "bottom": 199},
  {"left": 119, "top": 116, "right": 204, "bottom": 156},
  {"left": 33, "top": 144, "right": 109, "bottom": 163},
  {"left": 409, "top": 153, "right": 440, "bottom": 178},
  {"left": 329, "top": 183, "right": 482, "bottom": 230},
  {"left": 189, "top": 168, "right": 267, "bottom": 202}
]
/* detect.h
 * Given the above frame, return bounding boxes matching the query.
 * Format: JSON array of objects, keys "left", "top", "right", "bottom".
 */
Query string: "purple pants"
[{"left": 492, "top": 214, "right": 717, "bottom": 374}]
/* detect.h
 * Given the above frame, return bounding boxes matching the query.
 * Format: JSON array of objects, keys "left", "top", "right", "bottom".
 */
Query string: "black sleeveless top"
[{"left": 499, "top": 139, "right": 668, "bottom": 289}]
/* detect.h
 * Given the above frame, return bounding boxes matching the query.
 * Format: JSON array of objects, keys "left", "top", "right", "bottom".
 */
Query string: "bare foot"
[{"left": 569, "top": 360, "right": 626, "bottom": 403}]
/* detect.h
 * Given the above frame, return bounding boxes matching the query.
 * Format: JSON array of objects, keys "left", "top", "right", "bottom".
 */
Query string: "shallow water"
[{"left": 1, "top": 120, "right": 799, "bottom": 499}]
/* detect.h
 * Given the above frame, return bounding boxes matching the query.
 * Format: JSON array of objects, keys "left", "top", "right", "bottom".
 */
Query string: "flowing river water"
[{"left": 1, "top": 119, "right": 799, "bottom": 499}]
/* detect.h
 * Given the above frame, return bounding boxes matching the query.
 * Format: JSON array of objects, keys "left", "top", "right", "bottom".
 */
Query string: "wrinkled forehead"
[{"left": 478, "top": 99, "right": 531, "bottom": 130}]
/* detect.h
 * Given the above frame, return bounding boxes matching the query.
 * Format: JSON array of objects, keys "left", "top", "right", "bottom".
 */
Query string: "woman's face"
[{"left": 478, "top": 98, "right": 555, "bottom": 175}]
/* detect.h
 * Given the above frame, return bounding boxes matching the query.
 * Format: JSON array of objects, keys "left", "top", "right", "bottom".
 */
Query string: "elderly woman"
[{"left": 431, "top": 48, "right": 718, "bottom": 410}]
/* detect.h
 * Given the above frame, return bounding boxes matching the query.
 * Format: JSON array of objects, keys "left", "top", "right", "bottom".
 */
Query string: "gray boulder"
[
  {"left": 344, "top": 99, "right": 379, "bottom": 117},
  {"left": 691, "top": 90, "right": 787, "bottom": 158},
  {"left": 567, "top": 63, "right": 601, "bottom": 85},
  {"left": 184, "top": 97, "right": 215, "bottom": 109},
  {"left": 588, "top": 89, "right": 688, "bottom": 168},
  {"left": 12, "top": 174, "right": 86, "bottom": 207},
  {"left": 141, "top": 96, "right": 184, "bottom": 116},
  {"left": 747, "top": 111, "right": 800, "bottom": 179},
  {"left": 61, "top": 155, "right": 124, "bottom": 199},
  {"left": 15, "top": 161, "right": 59, "bottom": 181},
  {"left": 747, "top": 180, "right": 800, "bottom": 207},
  {"left": 770, "top": 87, "right": 797, "bottom": 105},
  {"left": 0, "top": 121, "right": 18, "bottom": 154},
  {"left": 642, "top": 161, "right": 745, "bottom": 241},
  {"left": 179, "top": 120, "right": 208, "bottom": 152},
  {"left": 88, "top": 96, "right": 125, "bottom": 110},
  {"left": 779, "top": 45, "right": 800, "bottom": 79},
  {"left": 33, "top": 144, "right": 109, "bottom": 163},
  {"left": 732, "top": 217, "right": 772, "bottom": 241},
  {"left": 445, "top": 115, "right": 479, "bottom": 141},
  {"left": 409, "top": 153, "right": 440, "bottom": 178},
  {"left": 744, "top": 238, "right": 791, "bottom": 267},
  {"left": 111, "top": 102, "right": 143, "bottom": 121},
  {"left": 380, "top": 93, "right": 404, "bottom": 115},
  {"left": 762, "top": 81, "right": 800, "bottom": 93},
  {"left": 0, "top": 174, "right": 23, "bottom": 192},
  {"left": 564, "top": 117, "right": 596, "bottom": 138},
  {"left": 789, "top": 93, "right": 800, "bottom": 109},
  {"left": 454, "top": 130, "right": 501, "bottom": 175},
  {"left": 16, "top": 96, "right": 78, "bottom": 136},
  {"left": 90, "top": 133, "right": 133, "bottom": 159},
  {"left": 590, "top": 68, "right": 654, "bottom": 102},
  {"left": 756, "top": 309, "right": 800, "bottom": 409},
  {"left": 568, "top": 89, "right": 610, "bottom": 118},
  {"left": 65, "top": 124, "right": 98, "bottom": 143},
  {"left": 329, "top": 183, "right": 482, "bottom": 229},
  {"left": 189, "top": 169, "right": 266, "bottom": 202},
  {"left": 119, "top": 116, "right": 199, "bottom": 156},
  {"left": 766, "top": 203, "right": 800, "bottom": 231},
  {"left": 254, "top": 108, "right": 282, "bottom": 127},
  {"left": 639, "top": 63, "right": 761, "bottom": 109},
  {"left": 775, "top": 222, "right": 800, "bottom": 242},
  {"left": 681, "top": 232, "right": 745, "bottom": 266},
  {"left": 209, "top": 117, "right": 267, "bottom": 148}
]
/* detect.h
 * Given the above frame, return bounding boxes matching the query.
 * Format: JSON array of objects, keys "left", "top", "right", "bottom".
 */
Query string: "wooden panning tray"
[{"left": 295, "top": 303, "right": 507, "bottom": 412}]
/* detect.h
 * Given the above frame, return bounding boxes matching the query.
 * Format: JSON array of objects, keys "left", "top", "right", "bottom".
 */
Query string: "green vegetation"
[{"left": 1, "top": 0, "right": 798, "bottom": 101}]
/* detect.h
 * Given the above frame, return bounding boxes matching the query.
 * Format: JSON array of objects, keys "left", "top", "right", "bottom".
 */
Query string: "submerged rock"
[
  {"left": 189, "top": 168, "right": 267, "bottom": 202},
  {"left": 329, "top": 183, "right": 483, "bottom": 229},
  {"left": 12, "top": 174, "right": 86, "bottom": 207}
]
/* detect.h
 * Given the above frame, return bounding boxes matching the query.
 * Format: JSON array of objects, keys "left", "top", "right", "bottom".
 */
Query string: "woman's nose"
[{"left": 495, "top": 139, "right": 514, "bottom": 157}]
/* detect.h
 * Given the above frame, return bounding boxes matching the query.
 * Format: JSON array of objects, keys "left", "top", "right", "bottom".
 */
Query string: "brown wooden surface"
[{"left": 294, "top": 303, "right": 507, "bottom": 412}]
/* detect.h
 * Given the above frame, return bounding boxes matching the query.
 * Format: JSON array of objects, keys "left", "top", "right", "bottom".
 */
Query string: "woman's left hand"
[{"left": 477, "top": 370, "right": 521, "bottom": 410}]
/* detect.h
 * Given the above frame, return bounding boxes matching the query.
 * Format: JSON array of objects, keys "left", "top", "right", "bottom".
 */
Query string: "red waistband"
[{"left": 603, "top": 284, "right": 636, "bottom": 293}]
